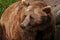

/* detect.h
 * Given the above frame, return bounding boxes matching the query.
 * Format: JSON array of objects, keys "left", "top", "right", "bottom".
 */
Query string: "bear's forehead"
[
  {"left": 24, "top": 6, "right": 44, "bottom": 16},
  {"left": 24, "top": 1, "right": 47, "bottom": 16},
  {"left": 25, "top": 1, "right": 47, "bottom": 11}
]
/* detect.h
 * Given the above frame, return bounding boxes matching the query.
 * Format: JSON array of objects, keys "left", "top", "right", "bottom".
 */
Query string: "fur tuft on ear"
[{"left": 42, "top": 6, "right": 51, "bottom": 13}]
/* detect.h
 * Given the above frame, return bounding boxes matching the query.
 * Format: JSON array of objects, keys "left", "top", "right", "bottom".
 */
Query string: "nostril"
[{"left": 20, "top": 23, "right": 25, "bottom": 29}]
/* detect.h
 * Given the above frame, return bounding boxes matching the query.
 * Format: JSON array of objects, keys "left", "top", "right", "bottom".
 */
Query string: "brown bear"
[
  {"left": 20, "top": 1, "right": 56, "bottom": 40},
  {"left": 0, "top": 1, "right": 55, "bottom": 40}
]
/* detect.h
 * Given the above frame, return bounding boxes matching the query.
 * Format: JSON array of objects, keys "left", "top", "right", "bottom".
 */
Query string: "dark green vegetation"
[{"left": 0, "top": 0, "right": 18, "bottom": 18}]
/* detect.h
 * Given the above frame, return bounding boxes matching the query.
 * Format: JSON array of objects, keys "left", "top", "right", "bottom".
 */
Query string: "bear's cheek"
[
  {"left": 29, "top": 21, "right": 36, "bottom": 26},
  {"left": 30, "top": 21, "right": 39, "bottom": 25}
]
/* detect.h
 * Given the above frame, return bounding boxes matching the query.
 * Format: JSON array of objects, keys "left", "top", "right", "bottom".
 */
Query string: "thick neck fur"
[
  {"left": 23, "top": 30, "right": 36, "bottom": 40},
  {"left": 23, "top": 30, "right": 43, "bottom": 40}
]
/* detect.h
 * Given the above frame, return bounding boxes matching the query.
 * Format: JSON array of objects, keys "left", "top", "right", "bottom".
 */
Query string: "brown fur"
[
  {"left": 0, "top": 1, "right": 26, "bottom": 40},
  {"left": 0, "top": 1, "right": 55, "bottom": 40},
  {"left": 21, "top": 1, "right": 55, "bottom": 40},
  {"left": 22, "top": 0, "right": 60, "bottom": 7}
]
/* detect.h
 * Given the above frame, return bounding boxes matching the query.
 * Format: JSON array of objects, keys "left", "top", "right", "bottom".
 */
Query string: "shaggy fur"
[
  {"left": 0, "top": 1, "right": 26, "bottom": 40},
  {"left": 20, "top": 1, "right": 55, "bottom": 40},
  {"left": 0, "top": 1, "right": 55, "bottom": 40}
]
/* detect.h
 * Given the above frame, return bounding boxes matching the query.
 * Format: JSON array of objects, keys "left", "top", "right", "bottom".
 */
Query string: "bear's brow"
[{"left": 26, "top": 6, "right": 32, "bottom": 11}]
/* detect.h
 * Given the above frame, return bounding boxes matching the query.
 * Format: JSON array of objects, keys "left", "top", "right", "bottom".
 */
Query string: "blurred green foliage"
[{"left": 0, "top": 0, "right": 18, "bottom": 18}]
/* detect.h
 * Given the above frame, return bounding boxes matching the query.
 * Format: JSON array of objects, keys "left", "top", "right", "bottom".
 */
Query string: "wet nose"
[{"left": 20, "top": 23, "right": 25, "bottom": 29}]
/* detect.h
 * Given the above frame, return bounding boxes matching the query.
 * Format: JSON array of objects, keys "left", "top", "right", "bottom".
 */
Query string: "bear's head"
[{"left": 20, "top": 1, "right": 52, "bottom": 31}]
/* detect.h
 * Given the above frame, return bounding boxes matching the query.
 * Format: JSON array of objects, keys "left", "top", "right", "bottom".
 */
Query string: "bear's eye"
[
  {"left": 30, "top": 16, "right": 34, "bottom": 21},
  {"left": 24, "top": 15, "right": 26, "bottom": 18}
]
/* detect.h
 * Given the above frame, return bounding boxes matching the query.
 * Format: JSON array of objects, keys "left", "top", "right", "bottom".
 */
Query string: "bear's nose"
[{"left": 20, "top": 23, "right": 25, "bottom": 29}]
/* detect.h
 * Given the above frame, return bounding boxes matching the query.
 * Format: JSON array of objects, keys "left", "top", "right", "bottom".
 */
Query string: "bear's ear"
[{"left": 42, "top": 6, "right": 51, "bottom": 14}]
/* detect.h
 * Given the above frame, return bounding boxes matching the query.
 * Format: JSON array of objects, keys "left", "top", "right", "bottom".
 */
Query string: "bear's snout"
[{"left": 20, "top": 23, "right": 25, "bottom": 29}]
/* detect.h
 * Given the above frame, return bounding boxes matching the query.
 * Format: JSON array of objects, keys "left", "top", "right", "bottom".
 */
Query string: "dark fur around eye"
[
  {"left": 30, "top": 16, "right": 34, "bottom": 21},
  {"left": 24, "top": 15, "right": 26, "bottom": 18}
]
